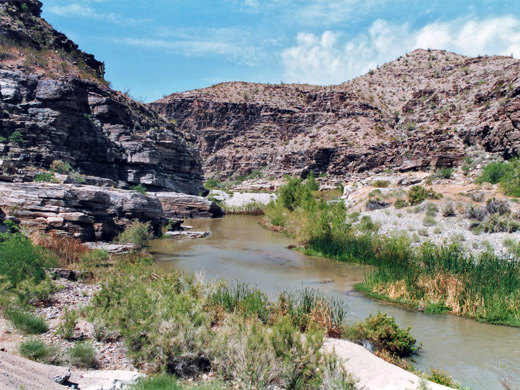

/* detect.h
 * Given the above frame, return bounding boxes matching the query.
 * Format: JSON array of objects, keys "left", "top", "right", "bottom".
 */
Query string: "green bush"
[
  {"left": 50, "top": 160, "right": 71, "bottom": 174},
  {"left": 357, "top": 312, "right": 418, "bottom": 357},
  {"left": 5, "top": 307, "right": 48, "bottom": 334},
  {"left": 57, "top": 308, "right": 78, "bottom": 341},
  {"left": 372, "top": 179, "right": 390, "bottom": 188},
  {"left": 67, "top": 341, "right": 97, "bottom": 368},
  {"left": 9, "top": 130, "right": 23, "bottom": 145},
  {"left": 435, "top": 167, "right": 454, "bottom": 179},
  {"left": 477, "top": 161, "right": 511, "bottom": 184},
  {"left": 0, "top": 234, "right": 49, "bottom": 286},
  {"left": 426, "top": 368, "right": 460, "bottom": 388},
  {"left": 116, "top": 220, "right": 154, "bottom": 249},
  {"left": 394, "top": 199, "right": 408, "bottom": 209},
  {"left": 407, "top": 185, "right": 442, "bottom": 205},
  {"left": 131, "top": 375, "right": 226, "bottom": 390},
  {"left": 204, "top": 178, "right": 219, "bottom": 190},
  {"left": 19, "top": 338, "right": 52, "bottom": 362},
  {"left": 34, "top": 173, "right": 58, "bottom": 183},
  {"left": 130, "top": 184, "right": 147, "bottom": 194}
]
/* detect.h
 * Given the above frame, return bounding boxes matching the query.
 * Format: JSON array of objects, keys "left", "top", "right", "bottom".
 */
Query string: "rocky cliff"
[
  {"left": 151, "top": 50, "right": 520, "bottom": 180},
  {"left": 0, "top": 0, "right": 204, "bottom": 195},
  {"left": 0, "top": 1, "right": 221, "bottom": 240}
]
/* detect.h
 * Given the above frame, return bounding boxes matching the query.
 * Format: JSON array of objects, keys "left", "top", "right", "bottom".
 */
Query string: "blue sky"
[{"left": 41, "top": 0, "right": 520, "bottom": 102}]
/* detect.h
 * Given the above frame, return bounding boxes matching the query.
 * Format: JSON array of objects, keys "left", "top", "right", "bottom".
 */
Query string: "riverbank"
[{"left": 0, "top": 264, "right": 455, "bottom": 390}]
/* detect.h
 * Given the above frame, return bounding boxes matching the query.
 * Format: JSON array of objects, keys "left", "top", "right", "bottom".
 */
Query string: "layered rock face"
[
  {"left": 156, "top": 192, "right": 225, "bottom": 219},
  {"left": 0, "top": 183, "right": 163, "bottom": 241},
  {"left": 152, "top": 50, "right": 520, "bottom": 179},
  {"left": 0, "top": 0, "right": 204, "bottom": 195},
  {"left": 0, "top": 1, "right": 220, "bottom": 239}
]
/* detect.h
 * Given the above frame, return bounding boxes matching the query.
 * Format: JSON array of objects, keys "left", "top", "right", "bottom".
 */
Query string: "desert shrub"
[
  {"left": 425, "top": 202, "right": 439, "bottom": 217},
  {"left": 477, "top": 161, "right": 511, "bottom": 184},
  {"left": 130, "top": 184, "right": 147, "bottom": 194},
  {"left": 305, "top": 171, "right": 319, "bottom": 191},
  {"left": 67, "top": 341, "right": 97, "bottom": 368},
  {"left": 211, "top": 282, "right": 270, "bottom": 323},
  {"left": 50, "top": 160, "right": 71, "bottom": 174},
  {"left": 372, "top": 179, "right": 390, "bottom": 188},
  {"left": 34, "top": 173, "right": 58, "bottom": 183},
  {"left": 486, "top": 198, "right": 511, "bottom": 215},
  {"left": 394, "top": 199, "right": 408, "bottom": 209},
  {"left": 423, "top": 215, "right": 437, "bottom": 227},
  {"left": 204, "top": 178, "right": 219, "bottom": 190},
  {"left": 357, "top": 215, "right": 380, "bottom": 233},
  {"left": 19, "top": 339, "right": 53, "bottom": 362},
  {"left": 435, "top": 167, "right": 454, "bottom": 179},
  {"left": 442, "top": 202, "right": 455, "bottom": 217},
  {"left": 481, "top": 214, "right": 520, "bottom": 233},
  {"left": 5, "top": 307, "right": 48, "bottom": 334},
  {"left": 407, "top": 185, "right": 441, "bottom": 205},
  {"left": 356, "top": 312, "right": 418, "bottom": 357},
  {"left": 32, "top": 232, "right": 88, "bottom": 267},
  {"left": 116, "top": 220, "right": 154, "bottom": 249},
  {"left": 0, "top": 233, "right": 49, "bottom": 287},
  {"left": 57, "top": 308, "right": 78, "bottom": 341},
  {"left": 471, "top": 192, "right": 485, "bottom": 202},
  {"left": 465, "top": 206, "right": 488, "bottom": 221},
  {"left": 131, "top": 376, "right": 226, "bottom": 390},
  {"left": 81, "top": 249, "right": 109, "bottom": 270}
]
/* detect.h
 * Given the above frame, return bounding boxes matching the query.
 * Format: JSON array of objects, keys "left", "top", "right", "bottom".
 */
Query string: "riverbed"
[{"left": 149, "top": 215, "right": 520, "bottom": 390}]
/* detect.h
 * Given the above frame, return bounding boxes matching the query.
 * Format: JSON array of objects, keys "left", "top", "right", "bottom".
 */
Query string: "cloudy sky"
[{"left": 42, "top": 0, "right": 520, "bottom": 102}]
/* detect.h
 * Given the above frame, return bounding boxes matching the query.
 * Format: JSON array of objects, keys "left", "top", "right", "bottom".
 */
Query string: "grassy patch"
[
  {"left": 19, "top": 338, "right": 54, "bottom": 362},
  {"left": 5, "top": 308, "right": 48, "bottom": 334},
  {"left": 67, "top": 341, "right": 97, "bottom": 368}
]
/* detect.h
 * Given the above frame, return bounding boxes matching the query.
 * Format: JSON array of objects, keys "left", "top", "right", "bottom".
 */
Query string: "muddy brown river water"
[{"left": 149, "top": 215, "right": 520, "bottom": 390}]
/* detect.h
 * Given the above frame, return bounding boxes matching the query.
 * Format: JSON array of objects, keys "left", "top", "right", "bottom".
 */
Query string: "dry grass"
[{"left": 31, "top": 232, "right": 88, "bottom": 268}]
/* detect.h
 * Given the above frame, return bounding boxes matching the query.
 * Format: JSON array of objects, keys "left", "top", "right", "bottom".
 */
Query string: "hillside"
[
  {"left": 0, "top": 0, "right": 204, "bottom": 195},
  {"left": 152, "top": 49, "right": 520, "bottom": 181}
]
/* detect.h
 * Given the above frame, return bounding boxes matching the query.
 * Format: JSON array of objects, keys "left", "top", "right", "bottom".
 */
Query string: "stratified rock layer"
[
  {"left": 0, "top": 0, "right": 204, "bottom": 195},
  {"left": 155, "top": 192, "right": 225, "bottom": 219},
  {"left": 0, "top": 183, "right": 163, "bottom": 241}
]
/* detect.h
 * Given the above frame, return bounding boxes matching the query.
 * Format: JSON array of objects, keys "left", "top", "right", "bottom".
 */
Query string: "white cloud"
[
  {"left": 120, "top": 31, "right": 268, "bottom": 66},
  {"left": 282, "top": 16, "right": 520, "bottom": 85},
  {"left": 47, "top": 3, "right": 144, "bottom": 25}
]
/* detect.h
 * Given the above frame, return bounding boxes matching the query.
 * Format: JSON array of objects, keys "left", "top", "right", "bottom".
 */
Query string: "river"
[{"left": 149, "top": 215, "right": 520, "bottom": 390}]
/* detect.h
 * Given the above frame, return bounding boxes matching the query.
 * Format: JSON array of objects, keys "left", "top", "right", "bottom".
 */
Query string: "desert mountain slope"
[{"left": 152, "top": 49, "right": 520, "bottom": 180}]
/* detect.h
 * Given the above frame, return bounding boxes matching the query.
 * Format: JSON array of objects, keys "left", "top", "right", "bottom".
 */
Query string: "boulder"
[{"left": 154, "top": 192, "right": 224, "bottom": 219}]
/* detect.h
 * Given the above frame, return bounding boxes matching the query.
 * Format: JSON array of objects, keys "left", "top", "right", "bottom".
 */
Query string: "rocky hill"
[
  {"left": 151, "top": 50, "right": 520, "bottom": 181},
  {"left": 0, "top": 0, "right": 220, "bottom": 240},
  {"left": 0, "top": 0, "right": 204, "bottom": 195}
]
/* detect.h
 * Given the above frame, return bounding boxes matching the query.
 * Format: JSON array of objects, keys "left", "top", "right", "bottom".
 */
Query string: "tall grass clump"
[
  {"left": 5, "top": 307, "right": 48, "bottom": 334},
  {"left": 116, "top": 220, "right": 154, "bottom": 249},
  {"left": 19, "top": 338, "right": 55, "bottom": 362},
  {"left": 0, "top": 233, "right": 50, "bottom": 287},
  {"left": 31, "top": 232, "right": 88, "bottom": 268}
]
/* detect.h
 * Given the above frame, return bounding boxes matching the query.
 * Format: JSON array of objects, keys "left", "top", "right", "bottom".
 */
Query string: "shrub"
[
  {"left": 19, "top": 339, "right": 52, "bottom": 362},
  {"left": 32, "top": 232, "right": 88, "bottom": 268},
  {"left": 372, "top": 179, "right": 390, "bottom": 188},
  {"left": 204, "top": 178, "right": 219, "bottom": 190},
  {"left": 471, "top": 192, "right": 485, "bottom": 202},
  {"left": 358, "top": 216, "right": 380, "bottom": 233},
  {"left": 482, "top": 214, "right": 520, "bottom": 233},
  {"left": 486, "top": 198, "right": 511, "bottom": 215},
  {"left": 442, "top": 202, "right": 455, "bottom": 217},
  {"left": 5, "top": 307, "right": 48, "bottom": 334},
  {"left": 465, "top": 205, "right": 488, "bottom": 221},
  {"left": 394, "top": 199, "right": 408, "bottom": 209},
  {"left": 305, "top": 171, "right": 319, "bottom": 191},
  {"left": 9, "top": 130, "right": 23, "bottom": 145},
  {"left": 50, "top": 160, "right": 71, "bottom": 174},
  {"left": 116, "top": 220, "right": 154, "bottom": 249},
  {"left": 57, "top": 308, "right": 78, "bottom": 341},
  {"left": 435, "top": 167, "right": 454, "bottom": 179},
  {"left": 0, "top": 234, "right": 49, "bottom": 286},
  {"left": 423, "top": 215, "right": 437, "bottom": 227},
  {"left": 131, "top": 376, "right": 226, "bottom": 390},
  {"left": 357, "top": 312, "right": 418, "bottom": 357},
  {"left": 34, "top": 173, "right": 58, "bottom": 183},
  {"left": 408, "top": 185, "right": 441, "bottom": 205},
  {"left": 426, "top": 368, "right": 460, "bottom": 388},
  {"left": 130, "top": 184, "right": 147, "bottom": 194},
  {"left": 477, "top": 161, "right": 511, "bottom": 184},
  {"left": 67, "top": 341, "right": 97, "bottom": 368}
]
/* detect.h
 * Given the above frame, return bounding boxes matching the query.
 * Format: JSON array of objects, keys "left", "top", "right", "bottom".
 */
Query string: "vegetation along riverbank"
[{"left": 262, "top": 168, "right": 520, "bottom": 328}]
